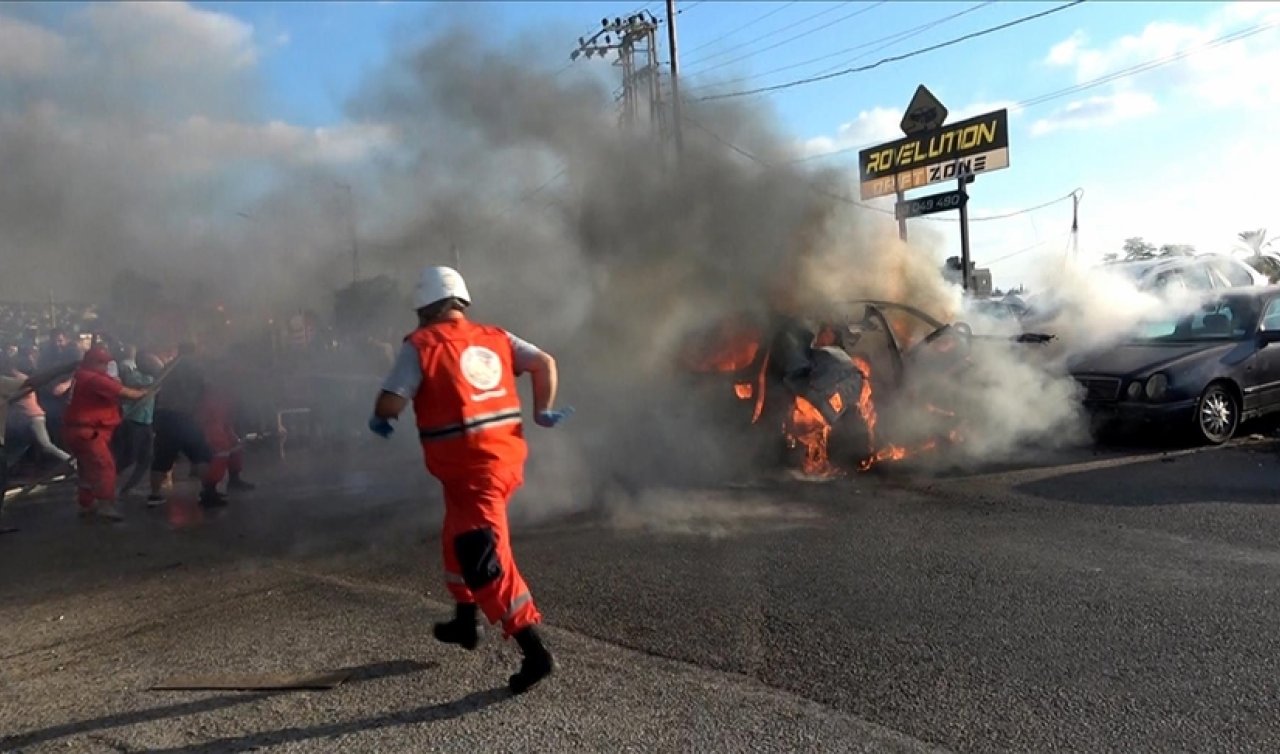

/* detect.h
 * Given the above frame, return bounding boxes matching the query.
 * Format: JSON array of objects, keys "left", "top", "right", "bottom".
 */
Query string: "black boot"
[
  {"left": 433, "top": 603, "right": 481, "bottom": 650},
  {"left": 228, "top": 473, "right": 256, "bottom": 492},
  {"left": 198, "top": 484, "right": 228, "bottom": 508},
  {"left": 509, "top": 626, "right": 555, "bottom": 694}
]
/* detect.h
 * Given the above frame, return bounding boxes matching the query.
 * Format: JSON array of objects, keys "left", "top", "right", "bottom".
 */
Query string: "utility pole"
[
  {"left": 957, "top": 176, "right": 973, "bottom": 292},
  {"left": 1070, "top": 190, "right": 1080, "bottom": 264},
  {"left": 571, "top": 13, "right": 662, "bottom": 135},
  {"left": 665, "top": 0, "right": 684, "bottom": 157},
  {"left": 895, "top": 188, "right": 907, "bottom": 242}
]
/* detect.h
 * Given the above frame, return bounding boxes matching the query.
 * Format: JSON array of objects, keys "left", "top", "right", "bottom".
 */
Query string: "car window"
[
  {"left": 1181, "top": 262, "right": 1217, "bottom": 291},
  {"left": 1150, "top": 270, "right": 1185, "bottom": 292},
  {"left": 1136, "top": 301, "right": 1256, "bottom": 341},
  {"left": 1207, "top": 258, "right": 1255, "bottom": 287},
  {"left": 1261, "top": 299, "right": 1280, "bottom": 331}
]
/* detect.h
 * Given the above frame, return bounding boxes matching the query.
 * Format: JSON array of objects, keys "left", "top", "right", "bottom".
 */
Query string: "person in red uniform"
[
  {"left": 62, "top": 346, "right": 149, "bottom": 521},
  {"left": 370, "top": 265, "right": 571, "bottom": 695}
]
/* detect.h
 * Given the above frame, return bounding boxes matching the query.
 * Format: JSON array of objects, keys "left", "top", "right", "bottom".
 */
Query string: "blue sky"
[
  {"left": 5, "top": 1, "right": 1276, "bottom": 292},
  {"left": 186, "top": 0, "right": 1273, "bottom": 289}
]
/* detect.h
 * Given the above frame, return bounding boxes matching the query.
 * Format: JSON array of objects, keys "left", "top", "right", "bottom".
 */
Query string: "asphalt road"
[{"left": 3, "top": 434, "right": 1280, "bottom": 752}]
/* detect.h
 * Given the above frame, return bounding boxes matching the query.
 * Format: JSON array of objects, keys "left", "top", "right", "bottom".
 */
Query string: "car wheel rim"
[{"left": 1200, "top": 391, "right": 1234, "bottom": 439}]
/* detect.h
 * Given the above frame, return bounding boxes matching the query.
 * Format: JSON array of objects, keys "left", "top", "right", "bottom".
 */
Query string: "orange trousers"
[
  {"left": 65, "top": 427, "right": 116, "bottom": 510},
  {"left": 438, "top": 466, "right": 541, "bottom": 638}
]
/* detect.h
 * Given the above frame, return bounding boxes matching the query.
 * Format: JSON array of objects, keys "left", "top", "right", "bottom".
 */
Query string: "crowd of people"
[{"left": 2, "top": 329, "right": 256, "bottom": 521}]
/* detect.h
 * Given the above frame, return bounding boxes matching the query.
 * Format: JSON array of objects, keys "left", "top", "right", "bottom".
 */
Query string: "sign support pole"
[
  {"left": 957, "top": 177, "right": 971, "bottom": 292},
  {"left": 895, "top": 187, "right": 908, "bottom": 242}
]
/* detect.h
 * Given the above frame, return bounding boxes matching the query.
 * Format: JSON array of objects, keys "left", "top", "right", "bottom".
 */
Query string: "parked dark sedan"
[{"left": 1068, "top": 287, "right": 1280, "bottom": 443}]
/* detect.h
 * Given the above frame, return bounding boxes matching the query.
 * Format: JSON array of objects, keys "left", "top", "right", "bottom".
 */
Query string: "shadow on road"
[
  {"left": 0, "top": 659, "right": 435, "bottom": 751},
  {"left": 146, "top": 686, "right": 512, "bottom": 754}
]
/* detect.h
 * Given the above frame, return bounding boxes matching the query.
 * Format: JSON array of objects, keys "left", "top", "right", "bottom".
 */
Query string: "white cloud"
[
  {"left": 796, "top": 106, "right": 900, "bottom": 158},
  {"left": 1046, "top": 30, "right": 1086, "bottom": 67},
  {"left": 0, "top": 14, "right": 67, "bottom": 78},
  {"left": 77, "top": 1, "right": 258, "bottom": 72},
  {"left": 1040, "top": 1, "right": 1280, "bottom": 130},
  {"left": 274, "top": 31, "right": 291, "bottom": 47},
  {"left": 1030, "top": 91, "right": 1157, "bottom": 136}
]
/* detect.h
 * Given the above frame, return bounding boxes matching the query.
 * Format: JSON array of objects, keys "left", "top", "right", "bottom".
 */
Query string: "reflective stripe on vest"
[{"left": 418, "top": 408, "right": 523, "bottom": 442}]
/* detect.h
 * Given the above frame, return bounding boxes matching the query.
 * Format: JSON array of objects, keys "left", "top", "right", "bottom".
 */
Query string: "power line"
[
  {"left": 683, "top": 114, "right": 1079, "bottom": 224},
  {"left": 682, "top": 2, "right": 799, "bottom": 56},
  {"left": 694, "top": 1, "right": 1086, "bottom": 102},
  {"left": 790, "top": 17, "right": 1279, "bottom": 165},
  {"left": 685, "top": 2, "right": 993, "bottom": 94},
  {"left": 1016, "top": 19, "right": 1279, "bottom": 109},
  {"left": 986, "top": 232, "right": 1074, "bottom": 266},
  {"left": 808, "top": 1, "right": 996, "bottom": 77},
  {"left": 683, "top": 2, "right": 856, "bottom": 69},
  {"left": 687, "top": 2, "right": 889, "bottom": 78}
]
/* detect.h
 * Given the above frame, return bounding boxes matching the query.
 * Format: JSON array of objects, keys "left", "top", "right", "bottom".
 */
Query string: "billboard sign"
[{"left": 858, "top": 109, "right": 1010, "bottom": 200}]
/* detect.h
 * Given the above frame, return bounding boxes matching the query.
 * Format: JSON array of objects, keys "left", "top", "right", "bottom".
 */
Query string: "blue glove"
[
  {"left": 368, "top": 415, "right": 395, "bottom": 438},
  {"left": 534, "top": 407, "right": 574, "bottom": 428}
]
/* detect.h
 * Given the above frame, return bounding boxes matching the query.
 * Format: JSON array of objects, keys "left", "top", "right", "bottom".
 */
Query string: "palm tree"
[{"left": 1238, "top": 229, "right": 1273, "bottom": 255}]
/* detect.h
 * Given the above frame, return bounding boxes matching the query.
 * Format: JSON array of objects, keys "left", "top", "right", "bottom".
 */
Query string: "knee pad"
[{"left": 453, "top": 528, "right": 502, "bottom": 590}]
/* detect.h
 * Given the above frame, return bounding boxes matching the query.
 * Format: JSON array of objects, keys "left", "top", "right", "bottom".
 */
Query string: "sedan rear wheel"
[{"left": 1195, "top": 383, "right": 1238, "bottom": 445}]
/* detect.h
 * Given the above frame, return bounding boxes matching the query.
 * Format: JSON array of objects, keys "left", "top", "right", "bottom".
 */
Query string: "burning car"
[{"left": 679, "top": 300, "right": 1046, "bottom": 477}]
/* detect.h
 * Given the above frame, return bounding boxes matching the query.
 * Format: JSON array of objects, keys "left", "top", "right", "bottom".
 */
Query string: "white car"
[{"left": 1102, "top": 254, "right": 1268, "bottom": 293}]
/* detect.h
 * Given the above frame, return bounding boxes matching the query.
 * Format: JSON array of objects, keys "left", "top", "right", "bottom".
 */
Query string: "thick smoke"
[
  {"left": 1, "top": 7, "right": 1195, "bottom": 526},
  {"left": 337, "top": 26, "right": 998, "bottom": 514}
]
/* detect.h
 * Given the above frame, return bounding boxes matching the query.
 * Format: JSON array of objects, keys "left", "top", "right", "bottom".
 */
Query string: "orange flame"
[
  {"left": 784, "top": 395, "right": 839, "bottom": 477},
  {"left": 682, "top": 319, "right": 762, "bottom": 373},
  {"left": 849, "top": 355, "right": 877, "bottom": 446},
  {"left": 734, "top": 382, "right": 753, "bottom": 400}
]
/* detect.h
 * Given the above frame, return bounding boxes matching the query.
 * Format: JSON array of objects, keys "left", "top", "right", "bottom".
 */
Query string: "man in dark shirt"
[
  {"left": 148, "top": 343, "right": 226, "bottom": 509},
  {"left": 37, "top": 328, "right": 79, "bottom": 447}
]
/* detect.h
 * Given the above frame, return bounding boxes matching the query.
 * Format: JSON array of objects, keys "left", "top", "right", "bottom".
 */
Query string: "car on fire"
[
  {"left": 678, "top": 301, "right": 1045, "bottom": 475},
  {"left": 1068, "top": 286, "right": 1280, "bottom": 444}
]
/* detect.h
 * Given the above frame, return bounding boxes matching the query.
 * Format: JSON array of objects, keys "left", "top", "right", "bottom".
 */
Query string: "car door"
[{"left": 1252, "top": 295, "right": 1280, "bottom": 410}]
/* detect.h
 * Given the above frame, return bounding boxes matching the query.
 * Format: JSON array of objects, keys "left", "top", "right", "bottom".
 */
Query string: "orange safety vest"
[{"left": 407, "top": 318, "right": 528, "bottom": 479}]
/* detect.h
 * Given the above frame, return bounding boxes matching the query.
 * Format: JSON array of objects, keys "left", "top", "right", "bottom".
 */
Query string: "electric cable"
[
  {"left": 682, "top": 2, "right": 799, "bottom": 56},
  {"left": 687, "top": 2, "right": 889, "bottom": 78},
  {"left": 694, "top": 1, "right": 1086, "bottom": 102},
  {"left": 685, "top": 2, "right": 993, "bottom": 94},
  {"left": 683, "top": 2, "right": 856, "bottom": 69},
  {"left": 788, "top": 19, "right": 1277, "bottom": 165}
]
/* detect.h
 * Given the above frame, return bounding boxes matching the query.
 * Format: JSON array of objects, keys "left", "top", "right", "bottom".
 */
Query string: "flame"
[
  {"left": 784, "top": 395, "right": 839, "bottom": 477},
  {"left": 682, "top": 319, "right": 762, "bottom": 373},
  {"left": 750, "top": 351, "right": 770, "bottom": 424},
  {"left": 734, "top": 382, "right": 753, "bottom": 400},
  {"left": 857, "top": 431, "right": 963, "bottom": 471},
  {"left": 847, "top": 358, "right": 963, "bottom": 472},
  {"left": 849, "top": 355, "right": 877, "bottom": 445}
]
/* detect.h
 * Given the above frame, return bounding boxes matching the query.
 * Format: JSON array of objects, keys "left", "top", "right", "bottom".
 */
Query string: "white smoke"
[{"left": 1, "top": 5, "right": 1217, "bottom": 526}]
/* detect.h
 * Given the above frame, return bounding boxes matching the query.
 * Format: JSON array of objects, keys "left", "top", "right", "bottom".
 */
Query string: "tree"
[
  {"left": 1237, "top": 229, "right": 1273, "bottom": 255},
  {"left": 1101, "top": 252, "right": 1119, "bottom": 263},
  {"left": 1158, "top": 244, "right": 1196, "bottom": 257},
  {"left": 1122, "top": 237, "right": 1157, "bottom": 261}
]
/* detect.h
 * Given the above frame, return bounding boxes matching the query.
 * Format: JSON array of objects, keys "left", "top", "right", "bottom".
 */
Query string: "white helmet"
[{"left": 412, "top": 265, "right": 471, "bottom": 310}]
